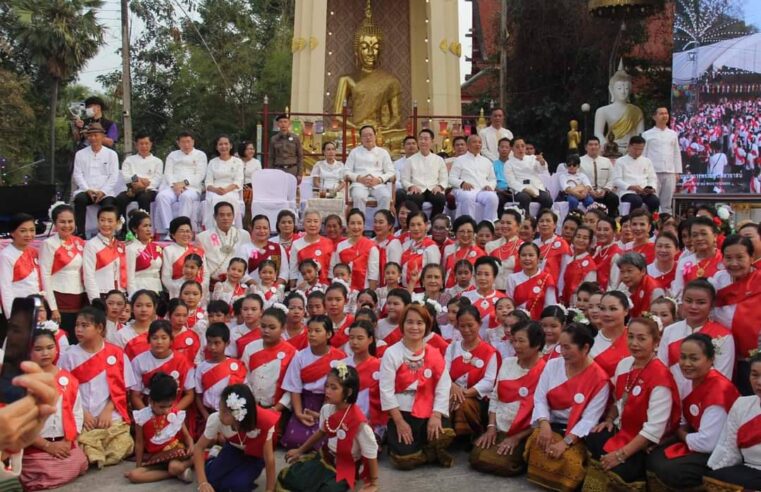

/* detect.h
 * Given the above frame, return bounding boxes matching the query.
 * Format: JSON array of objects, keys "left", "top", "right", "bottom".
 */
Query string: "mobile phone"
[
  {"left": 0, "top": 297, "right": 41, "bottom": 404},
  {"left": 523, "top": 179, "right": 530, "bottom": 184}
]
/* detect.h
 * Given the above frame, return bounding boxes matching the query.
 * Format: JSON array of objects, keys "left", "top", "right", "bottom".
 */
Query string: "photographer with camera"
[{"left": 71, "top": 96, "right": 119, "bottom": 151}]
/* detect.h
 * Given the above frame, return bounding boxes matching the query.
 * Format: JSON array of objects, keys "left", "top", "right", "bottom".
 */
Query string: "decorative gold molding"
[
  {"left": 309, "top": 36, "right": 319, "bottom": 50},
  {"left": 449, "top": 41, "right": 462, "bottom": 57},
  {"left": 439, "top": 39, "right": 449, "bottom": 54},
  {"left": 292, "top": 37, "right": 306, "bottom": 53}
]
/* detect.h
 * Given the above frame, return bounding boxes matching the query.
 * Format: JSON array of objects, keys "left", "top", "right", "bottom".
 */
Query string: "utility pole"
[
  {"left": 121, "top": 0, "right": 133, "bottom": 155},
  {"left": 499, "top": 0, "right": 508, "bottom": 110}
]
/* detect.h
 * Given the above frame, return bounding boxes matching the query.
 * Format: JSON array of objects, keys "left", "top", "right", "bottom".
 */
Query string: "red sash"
[
  {"left": 285, "top": 326, "right": 308, "bottom": 350},
  {"left": 135, "top": 242, "right": 162, "bottom": 272},
  {"left": 325, "top": 404, "right": 368, "bottom": 488},
  {"left": 513, "top": 272, "right": 555, "bottom": 320},
  {"left": 426, "top": 333, "right": 450, "bottom": 357},
  {"left": 339, "top": 237, "right": 376, "bottom": 291},
  {"left": 125, "top": 332, "right": 150, "bottom": 360},
  {"left": 53, "top": 330, "right": 68, "bottom": 365},
  {"left": 629, "top": 275, "right": 659, "bottom": 317},
  {"left": 490, "top": 237, "right": 523, "bottom": 271},
  {"left": 737, "top": 413, "right": 761, "bottom": 450},
  {"left": 603, "top": 359, "right": 680, "bottom": 452},
  {"left": 666, "top": 321, "right": 730, "bottom": 367},
  {"left": 170, "top": 244, "right": 205, "bottom": 281},
  {"left": 382, "top": 326, "right": 402, "bottom": 346},
  {"left": 355, "top": 357, "right": 386, "bottom": 426},
  {"left": 227, "top": 406, "right": 280, "bottom": 458},
  {"left": 445, "top": 245, "right": 485, "bottom": 288},
  {"left": 650, "top": 265, "right": 676, "bottom": 291},
  {"left": 471, "top": 291, "right": 506, "bottom": 328},
  {"left": 51, "top": 237, "right": 85, "bottom": 275},
  {"left": 449, "top": 341, "right": 497, "bottom": 388},
  {"left": 393, "top": 347, "right": 446, "bottom": 419},
  {"left": 140, "top": 355, "right": 192, "bottom": 402},
  {"left": 539, "top": 236, "right": 570, "bottom": 284},
  {"left": 543, "top": 344, "right": 562, "bottom": 362},
  {"left": 172, "top": 329, "right": 201, "bottom": 366},
  {"left": 13, "top": 247, "right": 41, "bottom": 287},
  {"left": 561, "top": 256, "right": 597, "bottom": 303},
  {"left": 715, "top": 270, "right": 761, "bottom": 357},
  {"left": 545, "top": 361, "right": 609, "bottom": 436},
  {"left": 246, "top": 242, "right": 283, "bottom": 277},
  {"left": 247, "top": 341, "right": 296, "bottom": 404},
  {"left": 69, "top": 343, "right": 131, "bottom": 423},
  {"left": 497, "top": 359, "right": 546, "bottom": 436},
  {"left": 56, "top": 370, "right": 80, "bottom": 441},
  {"left": 329, "top": 315, "right": 355, "bottom": 348},
  {"left": 187, "top": 307, "right": 205, "bottom": 330},
  {"left": 664, "top": 369, "right": 738, "bottom": 458},
  {"left": 142, "top": 407, "right": 181, "bottom": 454},
  {"left": 235, "top": 327, "right": 262, "bottom": 357},
  {"left": 200, "top": 358, "right": 246, "bottom": 390},
  {"left": 297, "top": 237, "right": 333, "bottom": 284},
  {"left": 681, "top": 249, "right": 723, "bottom": 283},
  {"left": 437, "top": 238, "right": 455, "bottom": 260},
  {"left": 300, "top": 347, "right": 346, "bottom": 384},
  {"left": 593, "top": 243, "right": 621, "bottom": 290},
  {"left": 95, "top": 239, "right": 127, "bottom": 288},
  {"left": 594, "top": 330, "right": 630, "bottom": 378},
  {"left": 631, "top": 242, "right": 655, "bottom": 264},
  {"left": 400, "top": 237, "right": 437, "bottom": 286}
]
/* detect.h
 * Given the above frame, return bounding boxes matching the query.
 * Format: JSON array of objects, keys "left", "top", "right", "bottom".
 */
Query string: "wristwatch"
[{"left": 563, "top": 435, "right": 574, "bottom": 446}]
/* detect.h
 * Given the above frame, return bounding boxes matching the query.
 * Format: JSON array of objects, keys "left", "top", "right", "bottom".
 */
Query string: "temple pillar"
[{"left": 290, "top": 0, "right": 328, "bottom": 114}]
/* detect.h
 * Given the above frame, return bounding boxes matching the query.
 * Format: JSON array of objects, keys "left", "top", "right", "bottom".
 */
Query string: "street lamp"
[{"left": 581, "top": 103, "right": 591, "bottom": 143}]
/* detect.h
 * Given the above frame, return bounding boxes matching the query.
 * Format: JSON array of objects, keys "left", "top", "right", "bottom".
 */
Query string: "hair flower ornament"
[
  {"left": 37, "top": 320, "right": 59, "bottom": 333},
  {"left": 226, "top": 392, "right": 248, "bottom": 422},
  {"left": 335, "top": 362, "right": 349, "bottom": 380},
  {"left": 271, "top": 302, "right": 289, "bottom": 315},
  {"left": 425, "top": 298, "right": 443, "bottom": 315},
  {"left": 641, "top": 312, "right": 664, "bottom": 332},
  {"left": 48, "top": 201, "right": 67, "bottom": 221}
]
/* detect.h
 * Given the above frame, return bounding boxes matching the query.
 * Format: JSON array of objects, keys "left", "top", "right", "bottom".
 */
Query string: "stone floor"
[{"left": 54, "top": 448, "right": 543, "bottom": 491}]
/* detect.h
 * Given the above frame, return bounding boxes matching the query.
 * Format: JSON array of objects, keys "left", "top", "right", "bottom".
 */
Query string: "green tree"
[
  {"left": 0, "top": 68, "right": 35, "bottom": 185},
  {"left": 9, "top": 0, "right": 104, "bottom": 186}
]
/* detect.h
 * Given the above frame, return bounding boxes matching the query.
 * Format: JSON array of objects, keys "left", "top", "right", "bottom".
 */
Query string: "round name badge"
[
  {"left": 277, "top": 351, "right": 286, "bottom": 360},
  {"left": 344, "top": 327, "right": 350, "bottom": 335},
  {"left": 337, "top": 429, "right": 347, "bottom": 440},
  {"left": 552, "top": 241, "right": 561, "bottom": 249},
  {"left": 170, "top": 370, "right": 180, "bottom": 380},
  {"left": 106, "top": 355, "right": 117, "bottom": 366},
  {"left": 424, "top": 368, "right": 433, "bottom": 379},
  {"left": 582, "top": 260, "right": 589, "bottom": 267},
  {"left": 689, "top": 404, "right": 700, "bottom": 417},
  {"left": 315, "top": 250, "right": 322, "bottom": 257},
  {"left": 372, "top": 371, "right": 380, "bottom": 381},
  {"left": 574, "top": 393, "right": 585, "bottom": 404},
  {"left": 474, "top": 359, "right": 484, "bottom": 369},
  {"left": 532, "top": 286, "right": 541, "bottom": 294},
  {"left": 185, "top": 338, "right": 194, "bottom": 346},
  {"left": 230, "top": 362, "right": 239, "bottom": 371},
  {"left": 58, "top": 376, "right": 70, "bottom": 387},
  {"left": 468, "top": 250, "right": 476, "bottom": 258},
  {"left": 632, "top": 385, "right": 642, "bottom": 397},
  {"left": 481, "top": 300, "right": 489, "bottom": 309},
  {"left": 518, "top": 387, "right": 529, "bottom": 398}
]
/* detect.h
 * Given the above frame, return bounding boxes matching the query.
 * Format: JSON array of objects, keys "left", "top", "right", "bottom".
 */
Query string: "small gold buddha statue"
[
  {"left": 333, "top": 0, "right": 405, "bottom": 148},
  {"left": 567, "top": 120, "right": 581, "bottom": 152}
]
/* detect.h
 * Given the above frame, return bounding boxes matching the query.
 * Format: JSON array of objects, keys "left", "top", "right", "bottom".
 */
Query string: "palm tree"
[{"left": 11, "top": 0, "right": 104, "bottom": 185}]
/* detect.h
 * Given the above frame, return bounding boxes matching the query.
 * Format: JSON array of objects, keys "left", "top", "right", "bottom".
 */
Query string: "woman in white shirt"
[
  {"left": 204, "top": 135, "right": 244, "bottom": 229},
  {"left": 125, "top": 210, "right": 163, "bottom": 297},
  {"left": 39, "top": 204, "right": 86, "bottom": 332},
  {"left": 310, "top": 141, "right": 345, "bottom": 196},
  {"left": 0, "top": 213, "right": 43, "bottom": 316}
]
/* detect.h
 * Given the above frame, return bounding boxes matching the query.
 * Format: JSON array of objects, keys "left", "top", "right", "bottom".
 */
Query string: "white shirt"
[
  {"left": 71, "top": 145, "right": 120, "bottom": 198},
  {"left": 197, "top": 227, "right": 251, "bottom": 281},
  {"left": 125, "top": 240, "right": 163, "bottom": 296},
  {"left": 379, "top": 341, "right": 452, "bottom": 417},
  {"left": 195, "top": 359, "right": 245, "bottom": 411},
  {"left": 643, "top": 126, "right": 683, "bottom": 174},
  {"left": 163, "top": 148, "right": 208, "bottom": 192},
  {"left": 580, "top": 154, "right": 615, "bottom": 190},
  {"left": 558, "top": 171, "right": 592, "bottom": 191},
  {"left": 244, "top": 158, "right": 262, "bottom": 185},
  {"left": 504, "top": 155, "right": 548, "bottom": 192},
  {"left": 401, "top": 151, "right": 448, "bottom": 191},
  {"left": 121, "top": 153, "right": 164, "bottom": 190},
  {"left": 82, "top": 234, "right": 124, "bottom": 301},
  {"left": 506, "top": 270, "right": 558, "bottom": 309},
  {"left": 58, "top": 343, "right": 137, "bottom": 422},
  {"left": 449, "top": 152, "right": 497, "bottom": 190},
  {"left": 320, "top": 404, "right": 378, "bottom": 460},
  {"left": 444, "top": 341, "right": 498, "bottom": 398},
  {"left": 203, "top": 412, "right": 274, "bottom": 450},
  {"left": 611, "top": 154, "right": 658, "bottom": 197},
  {"left": 241, "top": 339, "right": 291, "bottom": 408},
  {"left": 205, "top": 156, "right": 244, "bottom": 190},
  {"left": 330, "top": 238, "right": 380, "bottom": 287},
  {"left": 0, "top": 245, "right": 42, "bottom": 315},
  {"left": 394, "top": 157, "right": 409, "bottom": 189},
  {"left": 374, "top": 236, "right": 402, "bottom": 265},
  {"left": 611, "top": 356, "right": 674, "bottom": 443},
  {"left": 310, "top": 160, "right": 346, "bottom": 190},
  {"left": 39, "top": 234, "right": 85, "bottom": 311},
  {"left": 489, "top": 357, "right": 530, "bottom": 432},
  {"left": 281, "top": 347, "right": 333, "bottom": 394},
  {"left": 708, "top": 396, "right": 761, "bottom": 471},
  {"left": 345, "top": 145, "right": 394, "bottom": 184},
  {"left": 531, "top": 358, "right": 610, "bottom": 438},
  {"left": 40, "top": 378, "right": 83, "bottom": 439},
  {"left": 130, "top": 351, "right": 195, "bottom": 394},
  {"left": 236, "top": 241, "right": 289, "bottom": 284},
  {"left": 479, "top": 126, "right": 514, "bottom": 161}
]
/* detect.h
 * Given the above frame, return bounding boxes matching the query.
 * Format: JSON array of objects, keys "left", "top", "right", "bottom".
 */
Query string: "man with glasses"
[
  {"left": 558, "top": 154, "right": 594, "bottom": 212},
  {"left": 401, "top": 129, "right": 448, "bottom": 217}
]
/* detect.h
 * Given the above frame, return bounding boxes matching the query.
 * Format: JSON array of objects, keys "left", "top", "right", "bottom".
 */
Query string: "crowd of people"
[{"left": 2, "top": 104, "right": 761, "bottom": 492}]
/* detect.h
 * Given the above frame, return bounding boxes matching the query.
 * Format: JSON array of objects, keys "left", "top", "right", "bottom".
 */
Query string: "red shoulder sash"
[
  {"left": 235, "top": 327, "right": 262, "bottom": 357},
  {"left": 545, "top": 362, "right": 609, "bottom": 436},
  {"left": 298, "top": 238, "right": 333, "bottom": 284},
  {"left": 513, "top": 272, "right": 554, "bottom": 319},
  {"left": 737, "top": 412, "right": 761, "bottom": 449},
  {"left": 325, "top": 404, "right": 368, "bottom": 488},
  {"left": 247, "top": 342, "right": 296, "bottom": 403},
  {"left": 200, "top": 358, "right": 246, "bottom": 390},
  {"left": 135, "top": 242, "right": 162, "bottom": 272},
  {"left": 393, "top": 347, "right": 446, "bottom": 419},
  {"left": 125, "top": 332, "right": 150, "bottom": 361},
  {"left": 329, "top": 315, "right": 355, "bottom": 349},
  {"left": 171, "top": 244, "right": 205, "bottom": 280},
  {"left": 227, "top": 406, "right": 280, "bottom": 458},
  {"left": 13, "top": 247, "right": 40, "bottom": 285},
  {"left": 69, "top": 343, "right": 130, "bottom": 423},
  {"left": 355, "top": 357, "right": 385, "bottom": 426},
  {"left": 339, "top": 237, "right": 375, "bottom": 291},
  {"left": 52, "top": 237, "right": 85, "bottom": 275},
  {"left": 593, "top": 330, "right": 630, "bottom": 378},
  {"left": 300, "top": 347, "right": 346, "bottom": 384},
  {"left": 497, "top": 359, "right": 546, "bottom": 436},
  {"left": 285, "top": 326, "right": 309, "bottom": 350},
  {"left": 56, "top": 370, "right": 80, "bottom": 441},
  {"left": 449, "top": 341, "right": 497, "bottom": 388},
  {"left": 666, "top": 321, "right": 730, "bottom": 367}
]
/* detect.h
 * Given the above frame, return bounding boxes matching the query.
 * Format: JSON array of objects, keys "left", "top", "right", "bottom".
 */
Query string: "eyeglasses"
[{"left": 431, "top": 225, "right": 449, "bottom": 231}]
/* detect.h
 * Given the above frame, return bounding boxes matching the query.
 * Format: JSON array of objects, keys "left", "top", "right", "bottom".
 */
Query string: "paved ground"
[{"left": 55, "top": 448, "right": 542, "bottom": 491}]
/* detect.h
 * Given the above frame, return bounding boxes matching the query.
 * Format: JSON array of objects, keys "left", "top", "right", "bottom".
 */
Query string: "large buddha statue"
[
  {"left": 594, "top": 63, "right": 644, "bottom": 149},
  {"left": 333, "top": 0, "right": 405, "bottom": 146}
]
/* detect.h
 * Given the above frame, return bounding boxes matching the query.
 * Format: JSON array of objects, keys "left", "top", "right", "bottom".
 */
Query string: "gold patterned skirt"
[{"left": 524, "top": 428, "right": 587, "bottom": 492}]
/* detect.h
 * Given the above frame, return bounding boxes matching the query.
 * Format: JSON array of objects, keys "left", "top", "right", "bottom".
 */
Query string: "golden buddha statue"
[
  {"left": 333, "top": 0, "right": 406, "bottom": 148},
  {"left": 567, "top": 120, "right": 581, "bottom": 152},
  {"left": 594, "top": 62, "right": 644, "bottom": 149}
]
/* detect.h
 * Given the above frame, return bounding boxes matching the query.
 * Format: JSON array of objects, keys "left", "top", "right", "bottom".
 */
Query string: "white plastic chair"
[{"left": 251, "top": 169, "right": 298, "bottom": 227}]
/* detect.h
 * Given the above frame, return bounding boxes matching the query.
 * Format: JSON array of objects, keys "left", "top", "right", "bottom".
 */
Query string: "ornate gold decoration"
[
  {"left": 291, "top": 37, "right": 306, "bottom": 53},
  {"left": 309, "top": 36, "right": 318, "bottom": 50},
  {"left": 449, "top": 41, "right": 462, "bottom": 57},
  {"left": 439, "top": 39, "right": 449, "bottom": 54}
]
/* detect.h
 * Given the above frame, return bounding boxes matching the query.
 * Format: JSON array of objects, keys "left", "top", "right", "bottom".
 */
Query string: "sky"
[{"left": 78, "top": 0, "right": 474, "bottom": 91}]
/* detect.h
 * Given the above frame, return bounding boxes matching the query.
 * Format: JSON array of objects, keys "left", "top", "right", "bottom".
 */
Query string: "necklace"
[
  {"left": 403, "top": 344, "right": 425, "bottom": 371},
  {"left": 324, "top": 405, "right": 352, "bottom": 434},
  {"left": 695, "top": 250, "right": 718, "bottom": 278},
  {"left": 496, "top": 237, "right": 519, "bottom": 260},
  {"left": 622, "top": 354, "right": 655, "bottom": 407}
]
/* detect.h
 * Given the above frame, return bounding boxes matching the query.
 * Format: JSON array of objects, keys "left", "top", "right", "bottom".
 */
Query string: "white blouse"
[
  {"left": 330, "top": 238, "right": 380, "bottom": 287},
  {"left": 0, "top": 244, "right": 42, "bottom": 315},
  {"left": 319, "top": 403, "right": 378, "bottom": 460},
  {"left": 205, "top": 156, "right": 245, "bottom": 189},
  {"left": 378, "top": 342, "right": 452, "bottom": 417},
  {"left": 82, "top": 234, "right": 123, "bottom": 301},
  {"left": 125, "top": 240, "right": 163, "bottom": 296},
  {"left": 489, "top": 357, "right": 530, "bottom": 432},
  {"left": 374, "top": 236, "right": 402, "bottom": 265},
  {"left": 130, "top": 351, "right": 195, "bottom": 394},
  {"left": 203, "top": 412, "right": 274, "bottom": 450},
  {"left": 311, "top": 160, "right": 346, "bottom": 190},
  {"left": 39, "top": 234, "right": 85, "bottom": 311},
  {"left": 444, "top": 341, "right": 498, "bottom": 398},
  {"left": 506, "top": 270, "right": 558, "bottom": 308},
  {"left": 40, "top": 376, "right": 84, "bottom": 439},
  {"left": 281, "top": 347, "right": 333, "bottom": 394},
  {"left": 531, "top": 358, "right": 610, "bottom": 438},
  {"left": 195, "top": 359, "right": 244, "bottom": 411},
  {"left": 241, "top": 339, "right": 291, "bottom": 408},
  {"left": 708, "top": 396, "right": 761, "bottom": 471}
]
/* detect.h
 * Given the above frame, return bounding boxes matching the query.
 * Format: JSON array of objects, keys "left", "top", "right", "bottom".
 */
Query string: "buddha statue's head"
[
  {"left": 355, "top": 0, "right": 383, "bottom": 72},
  {"left": 608, "top": 65, "right": 632, "bottom": 103}
]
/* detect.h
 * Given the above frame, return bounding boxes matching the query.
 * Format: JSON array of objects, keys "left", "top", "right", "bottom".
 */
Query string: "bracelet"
[
  {"left": 616, "top": 450, "right": 626, "bottom": 463},
  {"left": 487, "top": 424, "right": 497, "bottom": 428}
]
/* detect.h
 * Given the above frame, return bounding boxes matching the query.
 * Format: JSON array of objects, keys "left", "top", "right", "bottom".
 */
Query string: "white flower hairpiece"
[
  {"left": 48, "top": 201, "right": 67, "bottom": 221},
  {"left": 662, "top": 296, "right": 679, "bottom": 309},
  {"left": 571, "top": 311, "right": 590, "bottom": 325},
  {"left": 116, "top": 215, "right": 126, "bottom": 232},
  {"left": 333, "top": 278, "right": 350, "bottom": 290},
  {"left": 334, "top": 362, "right": 349, "bottom": 380},
  {"left": 425, "top": 298, "right": 443, "bottom": 315},
  {"left": 504, "top": 205, "right": 524, "bottom": 218},
  {"left": 271, "top": 302, "right": 289, "bottom": 315},
  {"left": 552, "top": 303, "right": 568, "bottom": 315},
  {"left": 641, "top": 312, "right": 664, "bottom": 332},
  {"left": 717, "top": 204, "right": 732, "bottom": 221},
  {"left": 225, "top": 392, "right": 248, "bottom": 422},
  {"left": 37, "top": 320, "right": 59, "bottom": 333}
]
